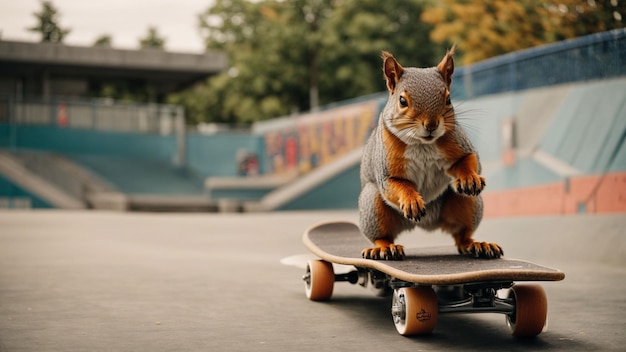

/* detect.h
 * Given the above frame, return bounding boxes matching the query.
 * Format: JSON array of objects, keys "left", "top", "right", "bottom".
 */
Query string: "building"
[{"left": 0, "top": 40, "right": 227, "bottom": 101}]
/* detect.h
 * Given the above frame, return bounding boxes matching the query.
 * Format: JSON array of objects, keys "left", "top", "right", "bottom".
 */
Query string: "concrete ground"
[{"left": 0, "top": 210, "right": 624, "bottom": 351}]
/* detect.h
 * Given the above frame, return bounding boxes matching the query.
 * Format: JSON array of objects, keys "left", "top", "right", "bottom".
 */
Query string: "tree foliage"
[
  {"left": 421, "top": 0, "right": 626, "bottom": 64},
  {"left": 28, "top": 0, "right": 70, "bottom": 43},
  {"left": 174, "top": 0, "right": 624, "bottom": 125},
  {"left": 93, "top": 34, "right": 113, "bottom": 47},
  {"left": 139, "top": 26, "right": 166, "bottom": 49},
  {"left": 318, "top": 0, "right": 443, "bottom": 107},
  {"left": 170, "top": 0, "right": 441, "bottom": 125}
]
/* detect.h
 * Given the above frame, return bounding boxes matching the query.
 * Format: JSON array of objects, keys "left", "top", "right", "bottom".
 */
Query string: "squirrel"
[{"left": 358, "top": 48, "right": 503, "bottom": 260}]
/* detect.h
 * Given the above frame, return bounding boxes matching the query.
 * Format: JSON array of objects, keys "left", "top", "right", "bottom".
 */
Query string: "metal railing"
[
  {"left": 452, "top": 28, "right": 626, "bottom": 100},
  {"left": 0, "top": 96, "right": 183, "bottom": 136}
]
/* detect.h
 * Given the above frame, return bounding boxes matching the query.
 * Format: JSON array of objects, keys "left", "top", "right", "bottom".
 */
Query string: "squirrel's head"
[{"left": 381, "top": 48, "right": 455, "bottom": 145}]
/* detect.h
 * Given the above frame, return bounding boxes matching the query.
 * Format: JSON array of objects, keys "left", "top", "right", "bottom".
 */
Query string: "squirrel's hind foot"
[
  {"left": 361, "top": 243, "right": 405, "bottom": 260},
  {"left": 458, "top": 241, "right": 503, "bottom": 259}
]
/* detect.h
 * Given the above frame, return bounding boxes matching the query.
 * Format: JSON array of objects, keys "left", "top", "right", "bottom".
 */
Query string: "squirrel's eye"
[
  {"left": 399, "top": 96, "right": 408, "bottom": 108},
  {"left": 445, "top": 96, "right": 451, "bottom": 105}
]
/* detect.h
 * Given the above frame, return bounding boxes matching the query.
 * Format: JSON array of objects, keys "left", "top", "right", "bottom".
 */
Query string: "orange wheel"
[
  {"left": 392, "top": 287, "right": 438, "bottom": 336},
  {"left": 304, "top": 260, "right": 334, "bottom": 301},
  {"left": 506, "top": 284, "right": 548, "bottom": 337}
]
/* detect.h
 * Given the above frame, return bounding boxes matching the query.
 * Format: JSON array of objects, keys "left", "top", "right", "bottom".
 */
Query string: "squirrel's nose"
[{"left": 424, "top": 121, "right": 438, "bottom": 132}]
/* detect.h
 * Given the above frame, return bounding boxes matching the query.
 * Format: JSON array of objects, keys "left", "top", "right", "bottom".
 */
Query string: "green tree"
[
  {"left": 139, "top": 26, "right": 166, "bottom": 49},
  {"left": 28, "top": 0, "right": 70, "bottom": 43},
  {"left": 90, "top": 79, "right": 155, "bottom": 103},
  {"left": 174, "top": 0, "right": 440, "bottom": 125},
  {"left": 192, "top": 0, "right": 315, "bottom": 124},
  {"left": 421, "top": 0, "right": 625, "bottom": 64},
  {"left": 318, "top": 0, "right": 443, "bottom": 105},
  {"left": 93, "top": 34, "right": 112, "bottom": 47}
]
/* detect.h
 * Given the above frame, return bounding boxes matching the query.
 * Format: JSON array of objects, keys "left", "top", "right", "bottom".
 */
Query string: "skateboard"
[{"left": 302, "top": 221, "right": 565, "bottom": 337}]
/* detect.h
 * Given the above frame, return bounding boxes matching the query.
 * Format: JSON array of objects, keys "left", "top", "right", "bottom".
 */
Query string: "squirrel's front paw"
[
  {"left": 453, "top": 173, "right": 485, "bottom": 196},
  {"left": 399, "top": 194, "right": 426, "bottom": 221}
]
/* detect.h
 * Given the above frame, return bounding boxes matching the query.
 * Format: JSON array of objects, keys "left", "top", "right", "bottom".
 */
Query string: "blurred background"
[{"left": 0, "top": 0, "right": 624, "bottom": 216}]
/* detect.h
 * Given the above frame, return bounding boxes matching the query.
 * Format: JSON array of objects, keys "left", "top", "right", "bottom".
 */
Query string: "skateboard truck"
[
  {"left": 303, "top": 267, "right": 390, "bottom": 296},
  {"left": 437, "top": 282, "right": 515, "bottom": 315},
  {"left": 302, "top": 270, "right": 359, "bottom": 285}
]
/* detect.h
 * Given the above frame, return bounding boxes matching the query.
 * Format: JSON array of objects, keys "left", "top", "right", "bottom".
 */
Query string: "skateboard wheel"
[
  {"left": 506, "top": 284, "right": 548, "bottom": 337},
  {"left": 304, "top": 260, "right": 334, "bottom": 301},
  {"left": 391, "top": 287, "right": 438, "bottom": 336}
]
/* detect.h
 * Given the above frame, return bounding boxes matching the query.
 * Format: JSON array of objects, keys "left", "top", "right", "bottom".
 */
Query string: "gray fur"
[{"left": 397, "top": 67, "right": 446, "bottom": 120}]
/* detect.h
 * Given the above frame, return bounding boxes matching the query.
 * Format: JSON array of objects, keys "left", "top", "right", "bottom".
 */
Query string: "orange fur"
[
  {"left": 382, "top": 51, "right": 404, "bottom": 93},
  {"left": 374, "top": 194, "right": 404, "bottom": 241},
  {"left": 361, "top": 194, "right": 406, "bottom": 260},
  {"left": 381, "top": 119, "right": 427, "bottom": 219},
  {"left": 436, "top": 132, "right": 464, "bottom": 161},
  {"left": 437, "top": 46, "right": 456, "bottom": 87},
  {"left": 437, "top": 135, "right": 486, "bottom": 195},
  {"left": 439, "top": 192, "right": 477, "bottom": 247},
  {"left": 382, "top": 122, "right": 407, "bottom": 178},
  {"left": 448, "top": 153, "right": 480, "bottom": 180}
]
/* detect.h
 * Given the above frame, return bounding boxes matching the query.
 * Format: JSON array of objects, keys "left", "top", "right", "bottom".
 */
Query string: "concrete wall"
[
  {"left": 271, "top": 77, "right": 626, "bottom": 215},
  {"left": 0, "top": 174, "right": 53, "bottom": 208},
  {"left": 0, "top": 123, "right": 264, "bottom": 203},
  {"left": 0, "top": 125, "right": 262, "bottom": 178},
  {"left": 469, "top": 78, "right": 626, "bottom": 217}
]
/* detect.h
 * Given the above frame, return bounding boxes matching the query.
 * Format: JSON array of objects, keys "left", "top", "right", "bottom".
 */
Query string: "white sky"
[{"left": 0, "top": 0, "right": 213, "bottom": 53}]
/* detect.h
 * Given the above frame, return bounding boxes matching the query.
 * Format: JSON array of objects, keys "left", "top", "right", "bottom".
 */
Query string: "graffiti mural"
[{"left": 261, "top": 100, "right": 381, "bottom": 176}]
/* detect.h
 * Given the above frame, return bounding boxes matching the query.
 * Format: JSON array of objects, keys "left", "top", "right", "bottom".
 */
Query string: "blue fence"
[{"left": 452, "top": 28, "right": 626, "bottom": 100}]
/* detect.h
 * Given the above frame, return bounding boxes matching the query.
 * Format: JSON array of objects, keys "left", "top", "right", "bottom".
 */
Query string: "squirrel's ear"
[
  {"left": 437, "top": 46, "right": 455, "bottom": 87},
  {"left": 382, "top": 51, "right": 404, "bottom": 94}
]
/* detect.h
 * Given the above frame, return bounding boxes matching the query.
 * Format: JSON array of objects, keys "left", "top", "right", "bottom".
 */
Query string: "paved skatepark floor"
[{"left": 1, "top": 210, "right": 625, "bottom": 351}]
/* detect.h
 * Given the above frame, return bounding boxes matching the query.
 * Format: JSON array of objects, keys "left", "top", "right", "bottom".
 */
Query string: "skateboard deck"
[
  {"left": 303, "top": 221, "right": 565, "bottom": 285},
  {"left": 301, "top": 221, "right": 565, "bottom": 337}
]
